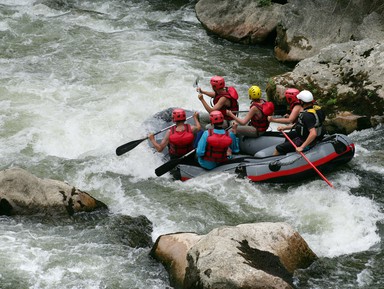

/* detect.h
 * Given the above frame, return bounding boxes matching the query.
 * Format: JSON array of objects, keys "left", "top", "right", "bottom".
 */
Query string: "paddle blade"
[
  {"left": 116, "top": 138, "right": 146, "bottom": 156},
  {"left": 155, "top": 149, "right": 196, "bottom": 176},
  {"left": 155, "top": 158, "right": 181, "bottom": 176},
  {"left": 193, "top": 76, "right": 200, "bottom": 88}
]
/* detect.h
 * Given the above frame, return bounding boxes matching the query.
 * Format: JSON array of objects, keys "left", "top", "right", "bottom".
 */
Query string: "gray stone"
[
  {"left": 195, "top": 0, "right": 384, "bottom": 61},
  {"left": 267, "top": 40, "right": 384, "bottom": 133},
  {"left": 0, "top": 167, "right": 107, "bottom": 216},
  {"left": 195, "top": 0, "right": 282, "bottom": 44},
  {"left": 151, "top": 233, "right": 203, "bottom": 289},
  {"left": 275, "top": 0, "right": 384, "bottom": 61},
  {"left": 151, "top": 222, "right": 317, "bottom": 289}
]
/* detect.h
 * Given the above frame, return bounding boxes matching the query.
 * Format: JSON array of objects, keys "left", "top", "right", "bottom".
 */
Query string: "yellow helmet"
[{"left": 248, "top": 85, "right": 261, "bottom": 100}]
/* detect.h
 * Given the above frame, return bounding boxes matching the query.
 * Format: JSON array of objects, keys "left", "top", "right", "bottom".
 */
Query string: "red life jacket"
[
  {"left": 289, "top": 100, "right": 301, "bottom": 112},
  {"left": 213, "top": 87, "right": 239, "bottom": 121},
  {"left": 249, "top": 100, "right": 270, "bottom": 132},
  {"left": 203, "top": 129, "right": 232, "bottom": 162},
  {"left": 168, "top": 124, "right": 194, "bottom": 157}
]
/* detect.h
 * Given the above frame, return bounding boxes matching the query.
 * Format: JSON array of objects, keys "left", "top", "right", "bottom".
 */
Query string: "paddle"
[
  {"left": 281, "top": 131, "right": 334, "bottom": 188},
  {"left": 155, "top": 124, "right": 233, "bottom": 177},
  {"left": 155, "top": 149, "right": 196, "bottom": 176},
  {"left": 193, "top": 76, "right": 200, "bottom": 88},
  {"left": 232, "top": 110, "right": 250, "bottom": 113},
  {"left": 116, "top": 115, "right": 193, "bottom": 156}
]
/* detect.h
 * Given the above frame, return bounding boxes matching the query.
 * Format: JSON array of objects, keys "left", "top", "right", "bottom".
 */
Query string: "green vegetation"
[
  {"left": 305, "top": 82, "right": 319, "bottom": 96},
  {"left": 366, "top": 91, "right": 374, "bottom": 98},
  {"left": 258, "top": 0, "right": 272, "bottom": 7},
  {"left": 267, "top": 78, "right": 276, "bottom": 91}
]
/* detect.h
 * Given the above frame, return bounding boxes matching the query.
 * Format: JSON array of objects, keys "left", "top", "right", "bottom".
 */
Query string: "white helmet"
[{"left": 297, "top": 90, "right": 314, "bottom": 103}]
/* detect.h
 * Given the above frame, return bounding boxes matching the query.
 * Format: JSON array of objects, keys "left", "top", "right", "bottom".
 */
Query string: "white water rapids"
[{"left": 0, "top": 1, "right": 383, "bottom": 288}]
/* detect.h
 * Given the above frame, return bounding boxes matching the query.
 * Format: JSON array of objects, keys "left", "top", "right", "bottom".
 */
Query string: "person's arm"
[
  {"left": 229, "top": 132, "right": 240, "bottom": 153},
  {"left": 196, "top": 131, "right": 208, "bottom": 157},
  {"left": 197, "top": 87, "right": 215, "bottom": 98},
  {"left": 277, "top": 124, "right": 294, "bottom": 131},
  {"left": 191, "top": 111, "right": 201, "bottom": 133},
  {"left": 226, "top": 107, "right": 259, "bottom": 125},
  {"left": 296, "top": 112, "right": 318, "bottom": 152},
  {"left": 231, "top": 122, "right": 238, "bottom": 134},
  {"left": 198, "top": 93, "right": 214, "bottom": 113},
  {"left": 198, "top": 94, "right": 228, "bottom": 114},
  {"left": 268, "top": 106, "right": 302, "bottom": 124},
  {"left": 297, "top": 127, "right": 317, "bottom": 152},
  {"left": 148, "top": 130, "right": 170, "bottom": 152}
]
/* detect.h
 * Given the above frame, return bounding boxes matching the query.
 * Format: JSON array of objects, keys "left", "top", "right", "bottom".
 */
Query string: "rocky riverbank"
[{"left": 195, "top": 0, "right": 384, "bottom": 133}]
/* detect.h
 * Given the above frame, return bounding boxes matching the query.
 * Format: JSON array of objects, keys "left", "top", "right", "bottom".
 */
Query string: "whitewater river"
[{"left": 0, "top": 1, "right": 383, "bottom": 288}]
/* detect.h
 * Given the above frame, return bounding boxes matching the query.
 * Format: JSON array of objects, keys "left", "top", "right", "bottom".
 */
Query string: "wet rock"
[
  {"left": 150, "top": 233, "right": 203, "bottom": 289},
  {"left": 195, "top": 0, "right": 283, "bottom": 44},
  {"left": 195, "top": 0, "right": 384, "bottom": 62},
  {"left": 0, "top": 167, "right": 107, "bottom": 216},
  {"left": 75, "top": 212, "right": 154, "bottom": 248},
  {"left": 275, "top": 0, "right": 384, "bottom": 62},
  {"left": 267, "top": 40, "right": 384, "bottom": 133},
  {"left": 151, "top": 222, "right": 317, "bottom": 289},
  {"left": 325, "top": 112, "right": 371, "bottom": 135}
]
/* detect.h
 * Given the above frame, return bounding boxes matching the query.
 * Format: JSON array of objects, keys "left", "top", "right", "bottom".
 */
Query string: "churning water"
[{"left": 0, "top": 0, "right": 383, "bottom": 288}]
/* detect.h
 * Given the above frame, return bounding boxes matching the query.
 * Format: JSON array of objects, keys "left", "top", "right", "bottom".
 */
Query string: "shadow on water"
[{"left": 1, "top": 211, "right": 153, "bottom": 248}]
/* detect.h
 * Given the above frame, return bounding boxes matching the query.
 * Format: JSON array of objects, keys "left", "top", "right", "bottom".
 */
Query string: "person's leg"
[
  {"left": 274, "top": 131, "right": 298, "bottom": 155},
  {"left": 235, "top": 125, "right": 258, "bottom": 137},
  {"left": 274, "top": 141, "right": 295, "bottom": 155}
]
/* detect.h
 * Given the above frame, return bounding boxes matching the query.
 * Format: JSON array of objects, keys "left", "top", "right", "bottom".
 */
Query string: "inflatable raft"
[
  {"left": 174, "top": 132, "right": 355, "bottom": 182},
  {"left": 150, "top": 109, "right": 355, "bottom": 183}
]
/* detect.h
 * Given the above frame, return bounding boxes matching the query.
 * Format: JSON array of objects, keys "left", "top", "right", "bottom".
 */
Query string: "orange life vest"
[
  {"left": 203, "top": 129, "right": 232, "bottom": 162},
  {"left": 168, "top": 124, "right": 194, "bottom": 157}
]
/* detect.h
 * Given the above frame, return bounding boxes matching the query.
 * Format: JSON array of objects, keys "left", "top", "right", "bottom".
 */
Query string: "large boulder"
[
  {"left": 275, "top": 0, "right": 384, "bottom": 62},
  {"left": 151, "top": 222, "right": 317, "bottom": 289},
  {"left": 267, "top": 39, "right": 384, "bottom": 134},
  {"left": 195, "top": 0, "right": 283, "bottom": 44},
  {"left": 195, "top": 0, "right": 384, "bottom": 61},
  {"left": 0, "top": 167, "right": 107, "bottom": 216},
  {"left": 151, "top": 233, "right": 203, "bottom": 289}
]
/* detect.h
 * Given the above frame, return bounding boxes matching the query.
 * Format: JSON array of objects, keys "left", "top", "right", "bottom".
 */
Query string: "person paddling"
[
  {"left": 226, "top": 85, "right": 274, "bottom": 137},
  {"left": 196, "top": 111, "right": 239, "bottom": 170},
  {"left": 273, "top": 90, "right": 326, "bottom": 155},
  {"left": 149, "top": 109, "right": 201, "bottom": 159},
  {"left": 268, "top": 88, "right": 303, "bottom": 131},
  {"left": 197, "top": 76, "right": 239, "bottom": 128}
]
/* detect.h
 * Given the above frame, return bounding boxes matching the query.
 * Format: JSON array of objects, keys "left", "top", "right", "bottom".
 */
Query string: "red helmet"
[
  {"left": 172, "top": 108, "right": 186, "bottom": 122},
  {"left": 284, "top": 88, "right": 300, "bottom": 104},
  {"left": 209, "top": 110, "right": 224, "bottom": 124},
  {"left": 210, "top": 76, "right": 225, "bottom": 90}
]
